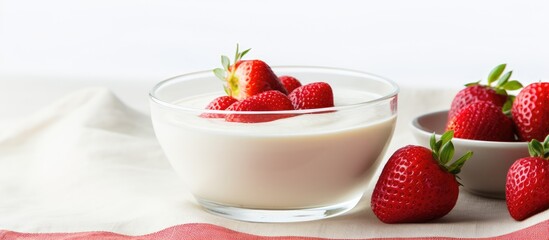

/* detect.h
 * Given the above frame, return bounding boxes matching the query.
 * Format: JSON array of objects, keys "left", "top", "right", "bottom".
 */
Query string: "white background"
[
  {"left": 1, "top": 1, "right": 549, "bottom": 236},
  {"left": 1, "top": 0, "right": 549, "bottom": 117}
]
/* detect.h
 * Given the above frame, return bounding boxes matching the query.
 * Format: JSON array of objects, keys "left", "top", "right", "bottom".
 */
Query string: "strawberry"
[
  {"left": 279, "top": 75, "right": 302, "bottom": 94},
  {"left": 225, "top": 90, "right": 294, "bottom": 123},
  {"left": 288, "top": 82, "right": 334, "bottom": 110},
  {"left": 511, "top": 82, "right": 549, "bottom": 141},
  {"left": 371, "top": 131, "right": 472, "bottom": 223},
  {"left": 448, "top": 64, "right": 523, "bottom": 122},
  {"left": 213, "top": 45, "right": 287, "bottom": 100},
  {"left": 200, "top": 96, "right": 238, "bottom": 118},
  {"left": 446, "top": 101, "right": 515, "bottom": 141},
  {"left": 506, "top": 136, "right": 549, "bottom": 221},
  {"left": 448, "top": 85, "right": 507, "bottom": 120}
]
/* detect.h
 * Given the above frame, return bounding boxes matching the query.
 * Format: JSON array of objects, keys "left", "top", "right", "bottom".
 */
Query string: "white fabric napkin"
[{"left": 0, "top": 87, "right": 547, "bottom": 238}]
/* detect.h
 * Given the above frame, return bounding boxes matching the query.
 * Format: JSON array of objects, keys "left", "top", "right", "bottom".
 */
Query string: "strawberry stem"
[
  {"left": 528, "top": 136, "right": 549, "bottom": 159},
  {"left": 233, "top": 44, "right": 251, "bottom": 63},
  {"left": 467, "top": 64, "right": 523, "bottom": 93},
  {"left": 466, "top": 64, "right": 524, "bottom": 116},
  {"left": 212, "top": 44, "right": 251, "bottom": 96},
  {"left": 430, "top": 130, "right": 473, "bottom": 175}
]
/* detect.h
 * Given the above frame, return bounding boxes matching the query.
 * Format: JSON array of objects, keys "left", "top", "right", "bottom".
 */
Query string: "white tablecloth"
[{"left": 0, "top": 78, "right": 547, "bottom": 238}]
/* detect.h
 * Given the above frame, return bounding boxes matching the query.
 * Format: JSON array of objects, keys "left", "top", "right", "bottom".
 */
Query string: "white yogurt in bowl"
[{"left": 149, "top": 66, "right": 398, "bottom": 222}]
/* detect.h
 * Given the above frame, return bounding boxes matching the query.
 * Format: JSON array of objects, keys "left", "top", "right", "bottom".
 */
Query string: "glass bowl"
[{"left": 149, "top": 66, "right": 399, "bottom": 222}]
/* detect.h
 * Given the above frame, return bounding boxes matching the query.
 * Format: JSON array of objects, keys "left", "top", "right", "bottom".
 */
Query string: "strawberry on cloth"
[
  {"left": 371, "top": 131, "right": 473, "bottom": 223},
  {"left": 506, "top": 136, "right": 549, "bottom": 221}
]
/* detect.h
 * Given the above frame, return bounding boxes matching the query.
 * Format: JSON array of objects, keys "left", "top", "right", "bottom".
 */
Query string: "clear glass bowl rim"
[{"left": 149, "top": 66, "right": 399, "bottom": 115}]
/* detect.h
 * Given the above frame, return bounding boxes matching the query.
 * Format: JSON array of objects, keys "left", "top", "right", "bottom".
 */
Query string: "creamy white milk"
[{"left": 151, "top": 88, "right": 396, "bottom": 209}]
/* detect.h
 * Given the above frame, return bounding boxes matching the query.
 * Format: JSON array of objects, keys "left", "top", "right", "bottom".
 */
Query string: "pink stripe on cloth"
[{"left": 1, "top": 220, "right": 548, "bottom": 240}]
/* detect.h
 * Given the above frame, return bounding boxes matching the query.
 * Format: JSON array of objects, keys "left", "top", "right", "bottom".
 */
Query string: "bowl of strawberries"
[
  {"left": 411, "top": 64, "right": 549, "bottom": 199},
  {"left": 149, "top": 46, "right": 399, "bottom": 222}
]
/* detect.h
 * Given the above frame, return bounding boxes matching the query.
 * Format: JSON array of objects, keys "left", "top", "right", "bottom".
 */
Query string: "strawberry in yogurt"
[{"left": 149, "top": 46, "right": 399, "bottom": 222}]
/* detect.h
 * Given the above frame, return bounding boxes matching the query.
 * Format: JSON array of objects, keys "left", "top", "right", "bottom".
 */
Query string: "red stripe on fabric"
[{"left": 0, "top": 220, "right": 547, "bottom": 240}]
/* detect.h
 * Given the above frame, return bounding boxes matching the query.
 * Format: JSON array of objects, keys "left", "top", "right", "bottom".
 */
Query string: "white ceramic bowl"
[
  {"left": 149, "top": 66, "right": 399, "bottom": 222},
  {"left": 410, "top": 110, "right": 529, "bottom": 199}
]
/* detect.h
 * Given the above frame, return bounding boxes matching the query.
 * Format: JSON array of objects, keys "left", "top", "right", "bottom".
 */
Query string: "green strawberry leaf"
[
  {"left": 441, "top": 130, "right": 454, "bottom": 146},
  {"left": 430, "top": 133, "right": 437, "bottom": 151},
  {"left": 465, "top": 81, "right": 481, "bottom": 87},
  {"left": 487, "top": 63, "right": 507, "bottom": 86},
  {"left": 503, "top": 80, "right": 523, "bottom": 90},
  {"left": 528, "top": 137, "right": 549, "bottom": 159},
  {"left": 502, "top": 99, "right": 513, "bottom": 115},
  {"left": 233, "top": 44, "right": 251, "bottom": 63},
  {"left": 213, "top": 68, "right": 226, "bottom": 81},
  {"left": 221, "top": 55, "right": 230, "bottom": 70},
  {"left": 496, "top": 71, "right": 512, "bottom": 88},
  {"left": 234, "top": 44, "right": 240, "bottom": 62},
  {"left": 430, "top": 130, "right": 473, "bottom": 176},
  {"left": 435, "top": 141, "right": 442, "bottom": 153},
  {"left": 528, "top": 139, "right": 544, "bottom": 157},
  {"left": 430, "top": 133, "right": 440, "bottom": 160},
  {"left": 240, "top": 48, "right": 251, "bottom": 59},
  {"left": 495, "top": 88, "right": 507, "bottom": 95},
  {"left": 439, "top": 141, "right": 455, "bottom": 165},
  {"left": 448, "top": 151, "right": 473, "bottom": 174}
]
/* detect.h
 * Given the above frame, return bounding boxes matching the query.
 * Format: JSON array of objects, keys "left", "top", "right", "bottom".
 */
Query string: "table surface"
[{"left": 0, "top": 75, "right": 547, "bottom": 239}]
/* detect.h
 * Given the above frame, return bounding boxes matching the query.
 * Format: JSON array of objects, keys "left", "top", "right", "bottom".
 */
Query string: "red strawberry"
[
  {"left": 279, "top": 75, "right": 302, "bottom": 94},
  {"left": 371, "top": 131, "right": 472, "bottom": 223},
  {"left": 200, "top": 96, "right": 238, "bottom": 118},
  {"left": 213, "top": 45, "right": 287, "bottom": 100},
  {"left": 288, "top": 82, "right": 334, "bottom": 110},
  {"left": 225, "top": 90, "right": 294, "bottom": 123},
  {"left": 446, "top": 101, "right": 515, "bottom": 141},
  {"left": 448, "top": 64, "right": 523, "bottom": 122},
  {"left": 449, "top": 85, "right": 507, "bottom": 120},
  {"left": 506, "top": 136, "right": 549, "bottom": 221},
  {"left": 511, "top": 82, "right": 549, "bottom": 141}
]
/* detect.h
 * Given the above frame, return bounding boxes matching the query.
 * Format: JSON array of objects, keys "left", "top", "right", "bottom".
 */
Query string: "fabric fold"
[{"left": 0, "top": 88, "right": 180, "bottom": 233}]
